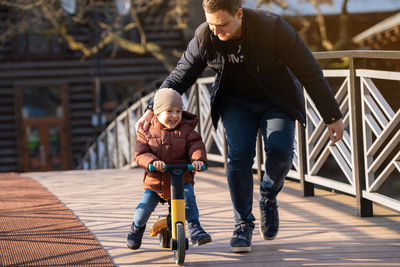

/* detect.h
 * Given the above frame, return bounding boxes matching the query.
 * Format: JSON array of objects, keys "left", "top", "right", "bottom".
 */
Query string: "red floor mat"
[{"left": 0, "top": 172, "right": 114, "bottom": 266}]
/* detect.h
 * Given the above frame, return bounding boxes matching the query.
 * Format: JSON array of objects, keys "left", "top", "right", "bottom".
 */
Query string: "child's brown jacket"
[{"left": 134, "top": 111, "right": 207, "bottom": 199}]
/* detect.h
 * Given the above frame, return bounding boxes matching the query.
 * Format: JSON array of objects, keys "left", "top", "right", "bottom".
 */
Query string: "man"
[{"left": 136, "top": 0, "right": 344, "bottom": 253}]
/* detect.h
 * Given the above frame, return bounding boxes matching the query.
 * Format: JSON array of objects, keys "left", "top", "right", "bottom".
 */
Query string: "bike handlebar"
[{"left": 148, "top": 163, "right": 206, "bottom": 172}]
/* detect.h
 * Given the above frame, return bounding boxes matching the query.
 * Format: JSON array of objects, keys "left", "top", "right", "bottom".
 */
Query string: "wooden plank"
[
  {"left": 0, "top": 57, "right": 162, "bottom": 70},
  {"left": 363, "top": 78, "right": 395, "bottom": 118},
  {"left": 27, "top": 168, "right": 400, "bottom": 267},
  {"left": 0, "top": 156, "right": 17, "bottom": 164},
  {"left": 0, "top": 74, "right": 165, "bottom": 87},
  {"left": 329, "top": 146, "right": 353, "bottom": 184},
  {"left": 369, "top": 150, "right": 400, "bottom": 192},
  {"left": 322, "top": 69, "right": 349, "bottom": 77},
  {"left": 0, "top": 114, "right": 15, "bottom": 121},
  {"left": 0, "top": 65, "right": 167, "bottom": 79},
  {"left": 365, "top": 113, "right": 382, "bottom": 136},
  {"left": 363, "top": 191, "right": 400, "bottom": 212},
  {"left": 367, "top": 110, "right": 400, "bottom": 157},
  {"left": 357, "top": 68, "right": 400, "bottom": 81},
  {"left": 306, "top": 174, "right": 355, "bottom": 195},
  {"left": 365, "top": 94, "right": 389, "bottom": 128},
  {"left": 368, "top": 129, "right": 400, "bottom": 173}
]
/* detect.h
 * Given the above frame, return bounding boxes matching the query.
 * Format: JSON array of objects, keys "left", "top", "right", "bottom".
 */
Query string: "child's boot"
[
  {"left": 188, "top": 221, "right": 212, "bottom": 247},
  {"left": 127, "top": 224, "right": 145, "bottom": 250}
]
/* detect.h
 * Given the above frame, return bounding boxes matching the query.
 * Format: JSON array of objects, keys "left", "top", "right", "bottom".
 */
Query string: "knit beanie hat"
[{"left": 153, "top": 88, "right": 183, "bottom": 115}]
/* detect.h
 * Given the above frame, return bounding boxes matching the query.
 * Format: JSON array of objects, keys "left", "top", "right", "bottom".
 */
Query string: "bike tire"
[
  {"left": 159, "top": 228, "right": 171, "bottom": 248},
  {"left": 173, "top": 223, "right": 186, "bottom": 265}
]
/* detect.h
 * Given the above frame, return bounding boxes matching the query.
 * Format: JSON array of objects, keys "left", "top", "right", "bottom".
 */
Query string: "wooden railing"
[{"left": 78, "top": 50, "right": 400, "bottom": 217}]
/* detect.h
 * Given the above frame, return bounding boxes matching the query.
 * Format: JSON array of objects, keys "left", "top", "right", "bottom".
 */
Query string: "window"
[{"left": 22, "top": 87, "right": 62, "bottom": 119}]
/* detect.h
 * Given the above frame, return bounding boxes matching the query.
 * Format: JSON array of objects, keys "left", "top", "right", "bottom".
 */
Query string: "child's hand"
[
  {"left": 191, "top": 161, "right": 204, "bottom": 171},
  {"left": 153, "top": 160, "right": 166, "bottom": 171}
]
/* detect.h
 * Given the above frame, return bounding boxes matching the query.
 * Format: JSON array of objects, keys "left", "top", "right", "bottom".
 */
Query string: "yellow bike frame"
[{"left": 170, "top": 171, "right": 186, "bottom": 239}]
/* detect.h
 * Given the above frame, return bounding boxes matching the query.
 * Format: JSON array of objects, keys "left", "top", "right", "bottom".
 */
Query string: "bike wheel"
[
  {"left": 159, "top": 227, "right": 171, "bottom": 248},
  {"left": 173, "top": 223, "right": 186, "bottom": 265}
]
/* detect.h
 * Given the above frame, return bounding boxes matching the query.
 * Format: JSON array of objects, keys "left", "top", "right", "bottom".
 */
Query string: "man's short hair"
[{"left": 202, "top": 0, "right": 242, "bottom": 16}]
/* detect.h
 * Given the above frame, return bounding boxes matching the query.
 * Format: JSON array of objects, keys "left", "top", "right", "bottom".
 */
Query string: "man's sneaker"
[
  {"left": 230, "top": 223, "right": 254, "bottom": 253},
  {"left": 127, "top": 224, "right": 145, "bottom": 250},
  {"left": 188, "top": 221, "right": 212, "bottom": 247},
  {"left": 259, "top": 198, "right": 279, "bottom": 240}
]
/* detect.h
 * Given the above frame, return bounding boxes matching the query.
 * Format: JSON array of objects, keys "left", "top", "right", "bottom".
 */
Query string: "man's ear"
[{"left": 236, "top": 8, "right": 243, "bottom": 19}]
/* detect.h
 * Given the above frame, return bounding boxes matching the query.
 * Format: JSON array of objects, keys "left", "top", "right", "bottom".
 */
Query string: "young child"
[{"left": 127, "top": 88, "right": 212, "bottom": 250}]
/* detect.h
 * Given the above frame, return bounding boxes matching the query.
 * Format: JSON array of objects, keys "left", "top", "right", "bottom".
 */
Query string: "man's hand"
[
  {"left": 327, "top": 119, "right": 344, "bottom": 143},
  {"left": 135, "top": 109, "right": 154, "bottom": 132}
]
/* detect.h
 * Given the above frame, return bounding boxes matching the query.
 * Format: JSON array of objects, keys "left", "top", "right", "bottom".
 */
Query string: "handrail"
[
  {"left": 313, "top": 50, "right": 400, "bottom": 59},
  {"left": 77, "top": 50, "right": 400, "bottom": 217}
]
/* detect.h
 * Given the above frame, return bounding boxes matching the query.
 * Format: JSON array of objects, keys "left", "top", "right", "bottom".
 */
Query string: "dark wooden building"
[{"left": 0, "top": 1, "right": 189, "bottom": 172}]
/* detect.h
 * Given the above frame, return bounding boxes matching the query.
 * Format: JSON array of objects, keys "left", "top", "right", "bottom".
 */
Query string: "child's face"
[{"left": 156, "top": 107, "right": 182, "bottom": 129}]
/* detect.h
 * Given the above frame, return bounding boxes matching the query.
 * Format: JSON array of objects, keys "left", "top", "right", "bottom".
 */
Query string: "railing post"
[
  {"left": 349, "top": 56, "right": 373, "bottom": 217},
  {"left": 105, "top": 131, "right": 110, "bottom": 168},
  {"left": 122, "top": 115, "right": 129, "bottom": 165},
  {"left": 95, "top": 77, "right": 102, "bottom": 169},
  {"left": 297, "top": 121, "right": 314, "bottom": 196},
  {"left": 115, "top": 123, "right": 120, "bottom": 168}
]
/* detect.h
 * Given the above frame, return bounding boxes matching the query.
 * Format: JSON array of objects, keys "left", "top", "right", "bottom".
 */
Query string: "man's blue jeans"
[
  {"left": 220, "top": 96, "right": 295, "bottom": 227},
  {"left": 133, "top": 183, "right": 200, "bottom": 228}
]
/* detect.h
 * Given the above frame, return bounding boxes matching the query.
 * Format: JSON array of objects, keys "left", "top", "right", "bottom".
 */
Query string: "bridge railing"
[{"left": 78, "top": 50, "right": 400, "bottom": 216}]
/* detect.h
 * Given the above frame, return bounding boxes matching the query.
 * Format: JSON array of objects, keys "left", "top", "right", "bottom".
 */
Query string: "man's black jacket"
[{"left": 158, "top": 8, "right": 342, "bottom": 129}]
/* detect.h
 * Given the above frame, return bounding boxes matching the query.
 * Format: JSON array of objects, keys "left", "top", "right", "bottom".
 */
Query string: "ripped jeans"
[{"left": 220, "top": 96, "right": 295, "bottom": 227}]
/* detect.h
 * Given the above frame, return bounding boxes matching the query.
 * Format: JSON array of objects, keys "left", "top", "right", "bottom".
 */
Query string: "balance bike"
[{"left": 148, "top": 163, "right": 206, "bottom": 265}]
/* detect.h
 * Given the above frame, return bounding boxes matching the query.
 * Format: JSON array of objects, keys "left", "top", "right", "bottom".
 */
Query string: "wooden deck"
[{"left": 28, "top": 167, "right": 400, "bottom": 267}]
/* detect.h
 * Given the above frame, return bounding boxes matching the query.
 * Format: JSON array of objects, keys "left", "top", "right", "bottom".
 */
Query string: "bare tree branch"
[
  {"left": 310, "top": 0, "right": 333, "bottom": 51},
  {"left": 256, "top": 0, "right": 288, "bottom": 9},
  {"left": 255, "top": 0, "right": 350, "bottom": 51},
  {"left": 334, "top": 0, "right": 349, "bottom": 50},
  {"left": 0, "top": 0, "right": 186, "bottom": 70},
  {"left": 1, "top": 0, "right": 44, "bottom": 10}
]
